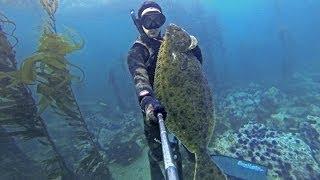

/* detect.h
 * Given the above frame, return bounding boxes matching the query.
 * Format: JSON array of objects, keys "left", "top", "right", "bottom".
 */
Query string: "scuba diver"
[{"left": 127, "top": 1, "right": 202, "bottom": 179}]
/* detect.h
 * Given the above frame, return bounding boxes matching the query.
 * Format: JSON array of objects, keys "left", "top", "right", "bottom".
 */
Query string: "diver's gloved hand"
[{"left": 140, "top": 96, "right": 167, "bottom": 123}]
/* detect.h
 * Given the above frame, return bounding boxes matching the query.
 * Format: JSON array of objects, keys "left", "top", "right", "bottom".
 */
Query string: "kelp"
[
  {"left": 0, "top": 12, "right": 18, "bottom": 49},
  {"left": 0, "top": 126, "right": 45, "bottom": 179},
  {"left": 107, "top": 68, "right": 130, "bottom": 112},
  {"left": 19, "top": 31, "right": 84, "bottom": 86},
  {"left": 24, "top": 29, "right": 111, "bottom": 179},
  {"left": 274, "top": 0, "right": 295, "bottom": 82},
  {"left": 12, "top": 1, "right": 112, "bottom": 178},
  {"left": 40, "top": 0, "right": 59, "bottom": 33},
  {"left": 0, "top": 21, "right": 72, "bottom": 179},
  {"left": 0, "top": 15, "right": 17, "bottom": 72}
]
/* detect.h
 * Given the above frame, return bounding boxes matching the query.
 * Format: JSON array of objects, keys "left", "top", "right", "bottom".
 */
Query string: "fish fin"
[{"left": 194, "top": 151, "right": 226, "bottom": 180}]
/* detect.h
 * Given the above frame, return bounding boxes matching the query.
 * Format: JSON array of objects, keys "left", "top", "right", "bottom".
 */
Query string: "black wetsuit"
[{"left": 127, "top": 34, "right": 202, "bottom": 180}]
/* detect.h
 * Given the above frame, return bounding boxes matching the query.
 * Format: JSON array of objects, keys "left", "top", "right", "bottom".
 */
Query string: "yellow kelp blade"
[
  {"left": 62, "top": 26, "right": 85, "bottom": 52},
  {"left": 42, "top": 56, "right": 67, "bottom": 70},
  {"left": 0, "top": 71, "right": 21, "bottom": 87},
  {"left": 20, "top": 56, "right": 39, "bottom": 84}
]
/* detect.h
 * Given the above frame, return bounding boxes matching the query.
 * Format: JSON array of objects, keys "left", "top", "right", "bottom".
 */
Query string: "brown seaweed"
[
  {"left": 14, "top": 1, "right": 112, "bottom": 178},
  {"left": 0, "top": 126, "right": 46, "bottom": 179},
  {"left": 0, "top": 12, "right": 18, "bottom": 48},
  {"left": 40, "top": 0, "right": 59, "bottom": 33},
  {"left": 0, "top": 21, "right": 73, "bottom": 179},
  {"left": 20, "top": 25, "right": 112, "bottom": 180}
]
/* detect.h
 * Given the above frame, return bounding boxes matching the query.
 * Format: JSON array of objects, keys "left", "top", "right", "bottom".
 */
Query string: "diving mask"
[{"left": 140, "top": 11, "right": 166, "bottom": 30}]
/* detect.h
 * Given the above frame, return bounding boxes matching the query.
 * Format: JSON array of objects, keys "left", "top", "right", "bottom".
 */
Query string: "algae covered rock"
[
  {"left": 211, "top": 123, "right": 320, "bottom": 179},
  {"left": 154, "top": 23, "right": 225, "bottom": 180}
]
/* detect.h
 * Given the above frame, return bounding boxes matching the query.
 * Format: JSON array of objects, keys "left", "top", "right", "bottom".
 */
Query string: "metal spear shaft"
[{"left": 157, "top": 113, "right": 179, "bottom": 180}]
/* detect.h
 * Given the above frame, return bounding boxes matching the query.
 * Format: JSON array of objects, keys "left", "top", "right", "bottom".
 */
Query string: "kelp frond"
[
  {"left": 40, "top": 0, "right": 59, "bottom": 17},
  {"left": 0, "top": 12, "right": 18, "bottom": 48},
  {"left": 0, "top": 13, "right": 72, "bottom": 178},
  {"left": 37, "top": 29, "right": 85, "bottom": 55},
  {"left": 17, "top": 29, "right": 85, "bottom": 89},
  {"left": 0, "top": 71, "right": 20, "bottom": 86},
  {"left": 18, "top": 28, "right": 109, "bottom": 178},
  {"left": 76, "top": 149, "right": 112, "bottom": 179},
  {"left": 11, "top": 1, "right": 111, "bottom": 178},
  {"left": 62, "top": 26, "right": 85, "bottom": 51},
  {"left": 40, "top": 0, "right": 59, "bottom": 33}
]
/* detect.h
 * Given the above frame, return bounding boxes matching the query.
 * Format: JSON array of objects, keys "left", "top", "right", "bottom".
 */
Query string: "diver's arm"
[
  {"left": 127, "top": 43, "right": 154, "bottom": 103},
  {"left": 191, "top": 45, "right": 203, "bottom": 64}
]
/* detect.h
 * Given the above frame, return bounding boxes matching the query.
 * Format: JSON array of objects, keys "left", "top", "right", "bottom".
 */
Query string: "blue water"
[
  {"left": 3, "top": 0, "right": 320, "bottom": 93},
  {"left": 1, "top": 0, "right": 320, "bottom": 179}
]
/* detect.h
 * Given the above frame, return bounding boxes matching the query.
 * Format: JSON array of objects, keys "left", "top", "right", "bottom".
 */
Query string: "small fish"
[{"left": 98, "top": 102, "right": 107, "bottom": 107}]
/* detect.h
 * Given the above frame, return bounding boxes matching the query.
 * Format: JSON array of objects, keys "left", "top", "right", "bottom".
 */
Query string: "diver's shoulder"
[
  {"left": 128, "top": 36, "right": 149, "bottom": 56},
  {"left": 131, "top": 36, "right": 148, "bottom": 49}
]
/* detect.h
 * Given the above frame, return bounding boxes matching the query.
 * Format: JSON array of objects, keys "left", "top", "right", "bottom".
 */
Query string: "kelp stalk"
[
  {"left": 23, "top": 1, "right": 113, "bottom": 177},
  {"left": 0, "top": 23, "right": 72, "bottom": 179},
  {"left": 0, "top": 126, "right": 45, "bottom": 179},
  {"left": 40, "top": 0, "right": 59, "bottom": 33},
  {"left": 0, "top": 12, "right": 18, "bottom": 48}
]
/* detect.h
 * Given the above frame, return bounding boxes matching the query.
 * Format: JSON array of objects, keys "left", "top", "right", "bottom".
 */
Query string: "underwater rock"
[
  {"left": 268, "top": 105, "right": 311, "bottom": 133},
  {"left": 154, "top": 24, "right": 225, "bottom": 179},
  {"left": 307, "top": 115, "right": 320, "bottom": 122},
  {"left": 83, "top": 110, "right": 143, "bottom": 151},
  {"left": 287, "top": 106, "right": 308, "bottom": 117},
  {"left": 309, "top": 104, "right": 320, "bottom": 116},
  {"left": 216, "top": 84, "right": 288, "bottom": 131},
  {"left": 270, "top": 111, "right": 288, "bottom": 122},
  {"left": 218, "top": 89, "right": 260, "bottom": 130},
  {"left": 106, "top": 136, "right": 143, "bottom": 166},
  {"left": 260, "top": 87, "right": 286, "bottom": 114},
  {"left": 210, "top": 122, "right": 320, "bottom": 179},
  {"left": 268, "top": 111, "right": 299, "bottom": 132},
  {"left": 299, "top": 122, "right": 320, "bottom": 165}
]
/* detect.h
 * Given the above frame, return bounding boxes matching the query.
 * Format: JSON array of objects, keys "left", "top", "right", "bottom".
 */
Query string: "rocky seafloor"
[
  {"left": 81, "top": 72, "right": 320, "bottom": 179},
  {"left": 210, "top": 72, "right": 320, "bottom": 179}
]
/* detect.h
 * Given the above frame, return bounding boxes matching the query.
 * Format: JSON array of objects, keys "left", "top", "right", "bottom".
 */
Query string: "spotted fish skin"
[{"left": 154, "top": 24, "right": 226, "bottom": 180}]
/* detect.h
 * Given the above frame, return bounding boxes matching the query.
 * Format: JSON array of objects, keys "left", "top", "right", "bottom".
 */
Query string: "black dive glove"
[{"left": 140, "top": 96, "right": 167, "bottom": 123}]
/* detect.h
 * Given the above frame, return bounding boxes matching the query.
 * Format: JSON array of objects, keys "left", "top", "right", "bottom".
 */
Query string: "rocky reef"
[
  {"left": 210, "top": 122, "right": 320, "bottom": 179},
  {"left": 82, "top": 105, "right": 145, "bottom": 167},
  {"left": 78, "top": 72, "right": 320, "bottom": 178},
  {"left": 106, "top": 137, "right": 143, "bottom": 166},
  {"left": 212, "top": 73, "right": 320, "bottom": 179},
  {"left": 216, "top": 83, "right": 288, "bottom": 132}
]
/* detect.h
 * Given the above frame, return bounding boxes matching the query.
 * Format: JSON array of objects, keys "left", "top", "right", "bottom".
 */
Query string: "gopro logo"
[{"left": 237, "top": 161, "right": 265, "bottom": 172}]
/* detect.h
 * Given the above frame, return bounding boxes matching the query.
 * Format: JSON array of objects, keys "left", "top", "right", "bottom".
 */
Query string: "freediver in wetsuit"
[{"left": 127, "top": 1, "right": 203, "bottom": 179}]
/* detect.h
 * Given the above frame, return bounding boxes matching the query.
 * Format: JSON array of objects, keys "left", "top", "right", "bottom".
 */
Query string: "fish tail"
[{"left": 194, "top": 151, "right": 226, "bottom": 180}]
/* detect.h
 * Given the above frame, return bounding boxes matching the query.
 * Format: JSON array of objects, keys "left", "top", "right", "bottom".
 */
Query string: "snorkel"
[
  {"left": 130, "top": 8, "right": 165, "bottom": 40},
  {"left": 130, "top": 9, "right": 148, "bottom": 39}
]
